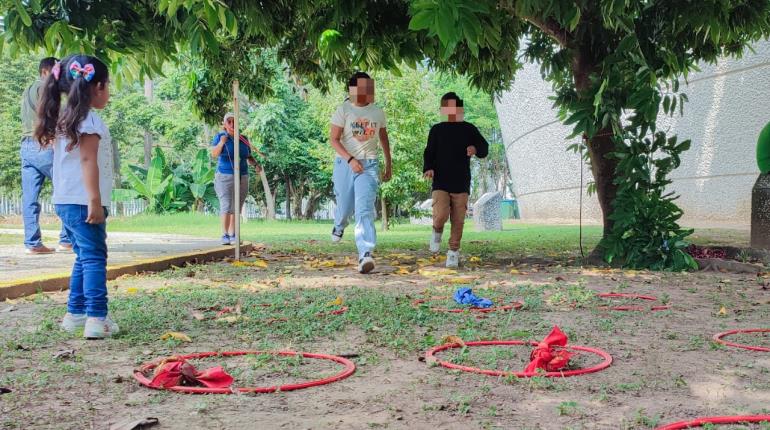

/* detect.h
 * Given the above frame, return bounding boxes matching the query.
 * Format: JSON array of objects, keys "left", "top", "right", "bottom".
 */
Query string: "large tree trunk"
[
  {"left": 585, "top": 129, "right": 618, "bottom": 240},
  {"left": 572, "top": 52, "right": 619, "bottom": 255},
  {"left": 303, "top": 192, "right": 323, "bottom": 219},
  {"left": 291, "top": 182, "right": 304, "bottom": 220},
  {"left": 284, "top": 175, "right": 292, "bottom": 220},
  {"left": 258, "top": 168, "right": 275, "bottom": 219},
  {"left": 380, "top": 197, "right": 389, "bottom": 231}
]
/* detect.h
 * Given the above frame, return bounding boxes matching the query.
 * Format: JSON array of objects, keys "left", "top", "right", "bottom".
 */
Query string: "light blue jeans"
[
  {"left": 21, "top": 137, "right": 69, "bottom": 248},
  {"left": 333, "top": 157, "right": 379, "bottom": 260},
  {"left": 55, "top": 204, "right": 109, "bottom": 318}
]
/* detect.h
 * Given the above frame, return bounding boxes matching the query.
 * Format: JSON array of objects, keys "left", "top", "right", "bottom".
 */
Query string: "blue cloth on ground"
[{"left": 453, "top": 287, "right": 493, "bottom": 308}]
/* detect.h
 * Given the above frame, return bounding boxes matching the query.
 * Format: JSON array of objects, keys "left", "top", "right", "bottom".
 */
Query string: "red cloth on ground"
[
  {"left": 524, "top": 326, "right": 573, "bottom": 374},
  {"left": 147, "top": 358, "right": 234, "bottom": 389}
]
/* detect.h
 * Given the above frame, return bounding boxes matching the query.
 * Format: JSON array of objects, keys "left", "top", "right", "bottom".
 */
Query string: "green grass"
[
  {"left": 14, "top": 212, "right": 603, "bottom": 258},
  {"left": 0, "top": 233, "right": 58, "bottom": 246}
]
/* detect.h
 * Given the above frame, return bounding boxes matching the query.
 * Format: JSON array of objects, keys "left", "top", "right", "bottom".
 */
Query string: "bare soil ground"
[{"left": 2, "top": 245, "right": 770, "bottom": 430}]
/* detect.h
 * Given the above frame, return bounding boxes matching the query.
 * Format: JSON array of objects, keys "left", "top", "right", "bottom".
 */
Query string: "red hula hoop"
[
  {"left": 425, "top": 340, "right": 612, "bottom": 378},
  {"left": 713, "top": 329, "right": 770, "bottom": 352},
  {"left": 412, "top": 297, "right": 523, "bottom": 313},
  {"left": 134, "top": 351, "right": 356, "bottom": 394},
  {"left": 656, "top": 415, "right": 770, "bottom": 429},
  {"left": 597, "top": 293, "right": 671, "bottom": 311}
]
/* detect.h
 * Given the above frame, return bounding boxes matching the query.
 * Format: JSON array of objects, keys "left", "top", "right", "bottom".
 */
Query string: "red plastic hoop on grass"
[
  {"left": 713, "top": 328, "right": 770, "bottom": 352},
  {"left": 412, "top": 297, "right": 523, "bottom": 313},
  {"left": 425, "top": 340, "right": 612, "bottom": 378},
  {"left": 656, "top": 415, "right": 770, "bottom": 429},
  {"left": 597, "top": 293, "right": 671, "bottom": 311},
  {"left": 134, "top": 351, "right": 356, "bottom": 394}
]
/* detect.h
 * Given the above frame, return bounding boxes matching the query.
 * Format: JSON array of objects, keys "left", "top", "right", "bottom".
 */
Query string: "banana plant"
[
  {"left": 188, "top": 148, "right": 217, "bottom": 212},
  {"left": 113, "top": 147, "right": 173, "bottom": 212}
]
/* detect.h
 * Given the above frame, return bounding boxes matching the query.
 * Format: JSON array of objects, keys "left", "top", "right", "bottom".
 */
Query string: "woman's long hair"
[{"left": 35, "top": 54, "right": 109, "bottom": 151}]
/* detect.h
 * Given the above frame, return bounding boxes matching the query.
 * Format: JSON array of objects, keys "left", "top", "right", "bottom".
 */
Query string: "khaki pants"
[{"left": 432, "top": 190, "right": 469, "bottom": 251}]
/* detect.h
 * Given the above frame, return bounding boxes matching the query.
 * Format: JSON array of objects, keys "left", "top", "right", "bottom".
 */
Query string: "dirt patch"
[{"left": 2, "top": 248, "right": 770, "bottom": 429}]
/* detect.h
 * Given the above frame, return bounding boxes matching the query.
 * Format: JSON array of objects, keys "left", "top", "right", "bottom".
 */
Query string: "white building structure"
[{"left": 496, "top": 41, "right": 770, "bottom": 228}]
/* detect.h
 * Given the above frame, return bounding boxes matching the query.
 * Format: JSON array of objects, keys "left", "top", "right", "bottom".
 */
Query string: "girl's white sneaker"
[
  {"left": 60, "top": 313, "right": 87, "bottom": 332},
  {"left": 83, "top": 315, "right": 120, "bottom": 339}
]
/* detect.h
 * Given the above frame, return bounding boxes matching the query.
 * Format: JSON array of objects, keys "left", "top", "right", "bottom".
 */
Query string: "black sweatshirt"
[{"left": 422, "top": 121, "right": 489, "bottom": 193}]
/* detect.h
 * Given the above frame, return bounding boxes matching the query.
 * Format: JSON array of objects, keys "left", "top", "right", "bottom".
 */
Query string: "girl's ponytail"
[
  {"left": 34, "top": 63, "right": 63, "bottom": 148},
  {"left": 34, "top": 55, "right": 109, "bottom": 151}
]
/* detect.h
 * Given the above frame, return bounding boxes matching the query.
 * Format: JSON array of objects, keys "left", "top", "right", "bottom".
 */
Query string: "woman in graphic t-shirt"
[{"left": 329, "top": 72, "right": 392, "bottom": 274}]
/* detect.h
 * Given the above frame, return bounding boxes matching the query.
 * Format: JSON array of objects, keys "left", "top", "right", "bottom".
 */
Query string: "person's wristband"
[{"left": 347, "top": 156, "right": 355, "bottom": 164}]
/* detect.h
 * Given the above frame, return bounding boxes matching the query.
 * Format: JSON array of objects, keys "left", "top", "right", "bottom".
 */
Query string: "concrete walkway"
[{"left": 0, "top": 228, "right": 226, "bottom": 283}]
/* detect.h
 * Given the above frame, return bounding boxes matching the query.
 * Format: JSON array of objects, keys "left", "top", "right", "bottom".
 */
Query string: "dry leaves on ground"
[{"left": 160, "top": 332, "right": 192, "bottom": 343}]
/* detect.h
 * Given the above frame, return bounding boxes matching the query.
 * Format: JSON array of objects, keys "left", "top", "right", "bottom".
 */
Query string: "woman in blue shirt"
[{"left": 211, "top": 112, "right": 258, "bottom": 245}]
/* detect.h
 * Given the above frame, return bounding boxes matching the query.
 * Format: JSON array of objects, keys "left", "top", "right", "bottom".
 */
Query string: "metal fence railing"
[{"left": 0, "top": 195, "right": 336, "bottom": 221}]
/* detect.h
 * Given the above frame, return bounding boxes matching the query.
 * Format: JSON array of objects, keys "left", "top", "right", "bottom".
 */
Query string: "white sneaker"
[
  {"left": 331, "top": 228, "right": 343, "bottom": 243},
  {"left": 429, "top": 230, "right": 442, "bottom": 253},
  {"left": 60, "top": 313, "right": 87, "bottom": 332},
  {"left": 358, "top": 252, "right": 375, "bottom": 274},
  {"left": 83, "top": 315, "right": 120, "bottom": 339},
  {"left": 56, "top": 243, "right": 73, "bottom": 253},
  {"left": 446, "top": 250, "right": 460, "bottom": 268}
]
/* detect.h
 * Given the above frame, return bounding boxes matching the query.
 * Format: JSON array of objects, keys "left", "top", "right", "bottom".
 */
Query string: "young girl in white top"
[{"left": 35, "top": 55, "right": 118, "bottom": 339}]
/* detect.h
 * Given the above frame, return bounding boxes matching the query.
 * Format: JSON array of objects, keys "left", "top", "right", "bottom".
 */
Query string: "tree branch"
[
  {"left": 521, "top": 15, "right": 574, "bottom": 48},
  {"left": 496, "top": 1, "right": 574, "bottom": 47}
]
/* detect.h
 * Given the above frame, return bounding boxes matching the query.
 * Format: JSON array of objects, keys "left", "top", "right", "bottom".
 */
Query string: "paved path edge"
[{"left": 0, "top": 243, "right": 253, "bottom": 301}]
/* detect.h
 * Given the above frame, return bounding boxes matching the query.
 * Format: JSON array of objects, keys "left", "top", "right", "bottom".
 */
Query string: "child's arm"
[
  {"left": 470, "top": 126, "right": 489, "bottom": 159},
  {"left": 80, "top": 133, "right": 105, "bottom": 224},
  {"left": 211, "top": 133, "right": 227, "bottom": 158},
  {"left": 379, "top": 128, "right": 392, "bottom": 182},
  {"left": 423, "top": 127, "right": 436, "bottom": 178}
]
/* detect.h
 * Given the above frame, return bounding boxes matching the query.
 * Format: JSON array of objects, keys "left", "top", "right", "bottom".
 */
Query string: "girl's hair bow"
[{"left": 69, "top": 61, "right": 95, "bottom": 82}]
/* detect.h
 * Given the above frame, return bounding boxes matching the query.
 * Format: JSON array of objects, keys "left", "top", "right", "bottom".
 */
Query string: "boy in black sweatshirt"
[{"left": 423, "top": 92, "right": 489, "bottom": 268}]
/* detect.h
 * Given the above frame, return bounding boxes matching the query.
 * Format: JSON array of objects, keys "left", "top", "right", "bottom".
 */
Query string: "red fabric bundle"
[
  {"left": 524, "top": 326, "right": 573, "bottom": 375},
  {"left": 146, "top": 358, "right": 234, "bottom": 389}
]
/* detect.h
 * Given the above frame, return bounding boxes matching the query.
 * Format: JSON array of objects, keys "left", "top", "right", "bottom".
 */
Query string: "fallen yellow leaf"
[
  {"left": 216, "top": 315, "right": 250, "bottom": 324},
  {"left": 441, "top": 335, "right": 466, "bottom": 347},
  {"left": 446, "top": 276, "right": 476, "bottom": 284},
  {"left": 395, "top": 267, "right": 412, "bottom": 275},
  {"left": 161, "top": 332, "right": 192, "bottom": 342},
  {"left": 419, "top": 268, "right": 458, "bottom": 277},
  {"left": 232, "top": 259, "right": 268, "bottom": 268}
]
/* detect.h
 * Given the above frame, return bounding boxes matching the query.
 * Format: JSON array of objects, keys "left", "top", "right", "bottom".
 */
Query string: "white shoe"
[
  {"left": 358, "top": 252, "right": 375, "bottom": 274},
  {"left": 429, "top": 230, "right": 442, "bottom": 253},
  {"left": 60, "top": 313, "right": 87, "bottom": 332},
  {"left": 331, "top": 228, "right": 343, "bottom": 244},
  {"left": 83, "top": 315, "right": 120, "bottom": 339},
  {"left": 56, "top": 243, "right": 73, "bottom": 253},
  {"left": 446, "top": 250, "right": 460, "bottom": 268}
]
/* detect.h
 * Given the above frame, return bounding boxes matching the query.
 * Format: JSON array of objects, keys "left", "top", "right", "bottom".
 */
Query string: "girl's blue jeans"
[
  {"left": 55, "top": 204, "right": 109, "bottom": 317},
  {"left": 332, "top": 157, "right": 380, "bottom": 260}
]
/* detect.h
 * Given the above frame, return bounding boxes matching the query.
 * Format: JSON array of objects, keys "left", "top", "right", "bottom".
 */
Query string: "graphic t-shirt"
[
  {"left": 210, "top": 131, "right": 252, "bottom": 175},
  {"left": 52, "top": 111, "right": 114, "bottom": 206},
  {"left": 330, "top": 101, "right": 387, "bottom": 160}
]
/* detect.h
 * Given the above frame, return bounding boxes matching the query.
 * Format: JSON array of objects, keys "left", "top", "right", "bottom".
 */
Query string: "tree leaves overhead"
[{"left": 4, "top": 0, "right": 770, "bottom": 267}]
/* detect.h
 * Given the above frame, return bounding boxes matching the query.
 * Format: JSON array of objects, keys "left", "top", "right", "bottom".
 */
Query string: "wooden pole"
[{"left": 233, "top": 80, "right": 241, "bottom": 261}]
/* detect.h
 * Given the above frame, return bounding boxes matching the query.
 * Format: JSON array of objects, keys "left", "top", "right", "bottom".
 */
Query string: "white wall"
[{"left": 496, "top": 41, "right": 770, "bottom": 227}]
